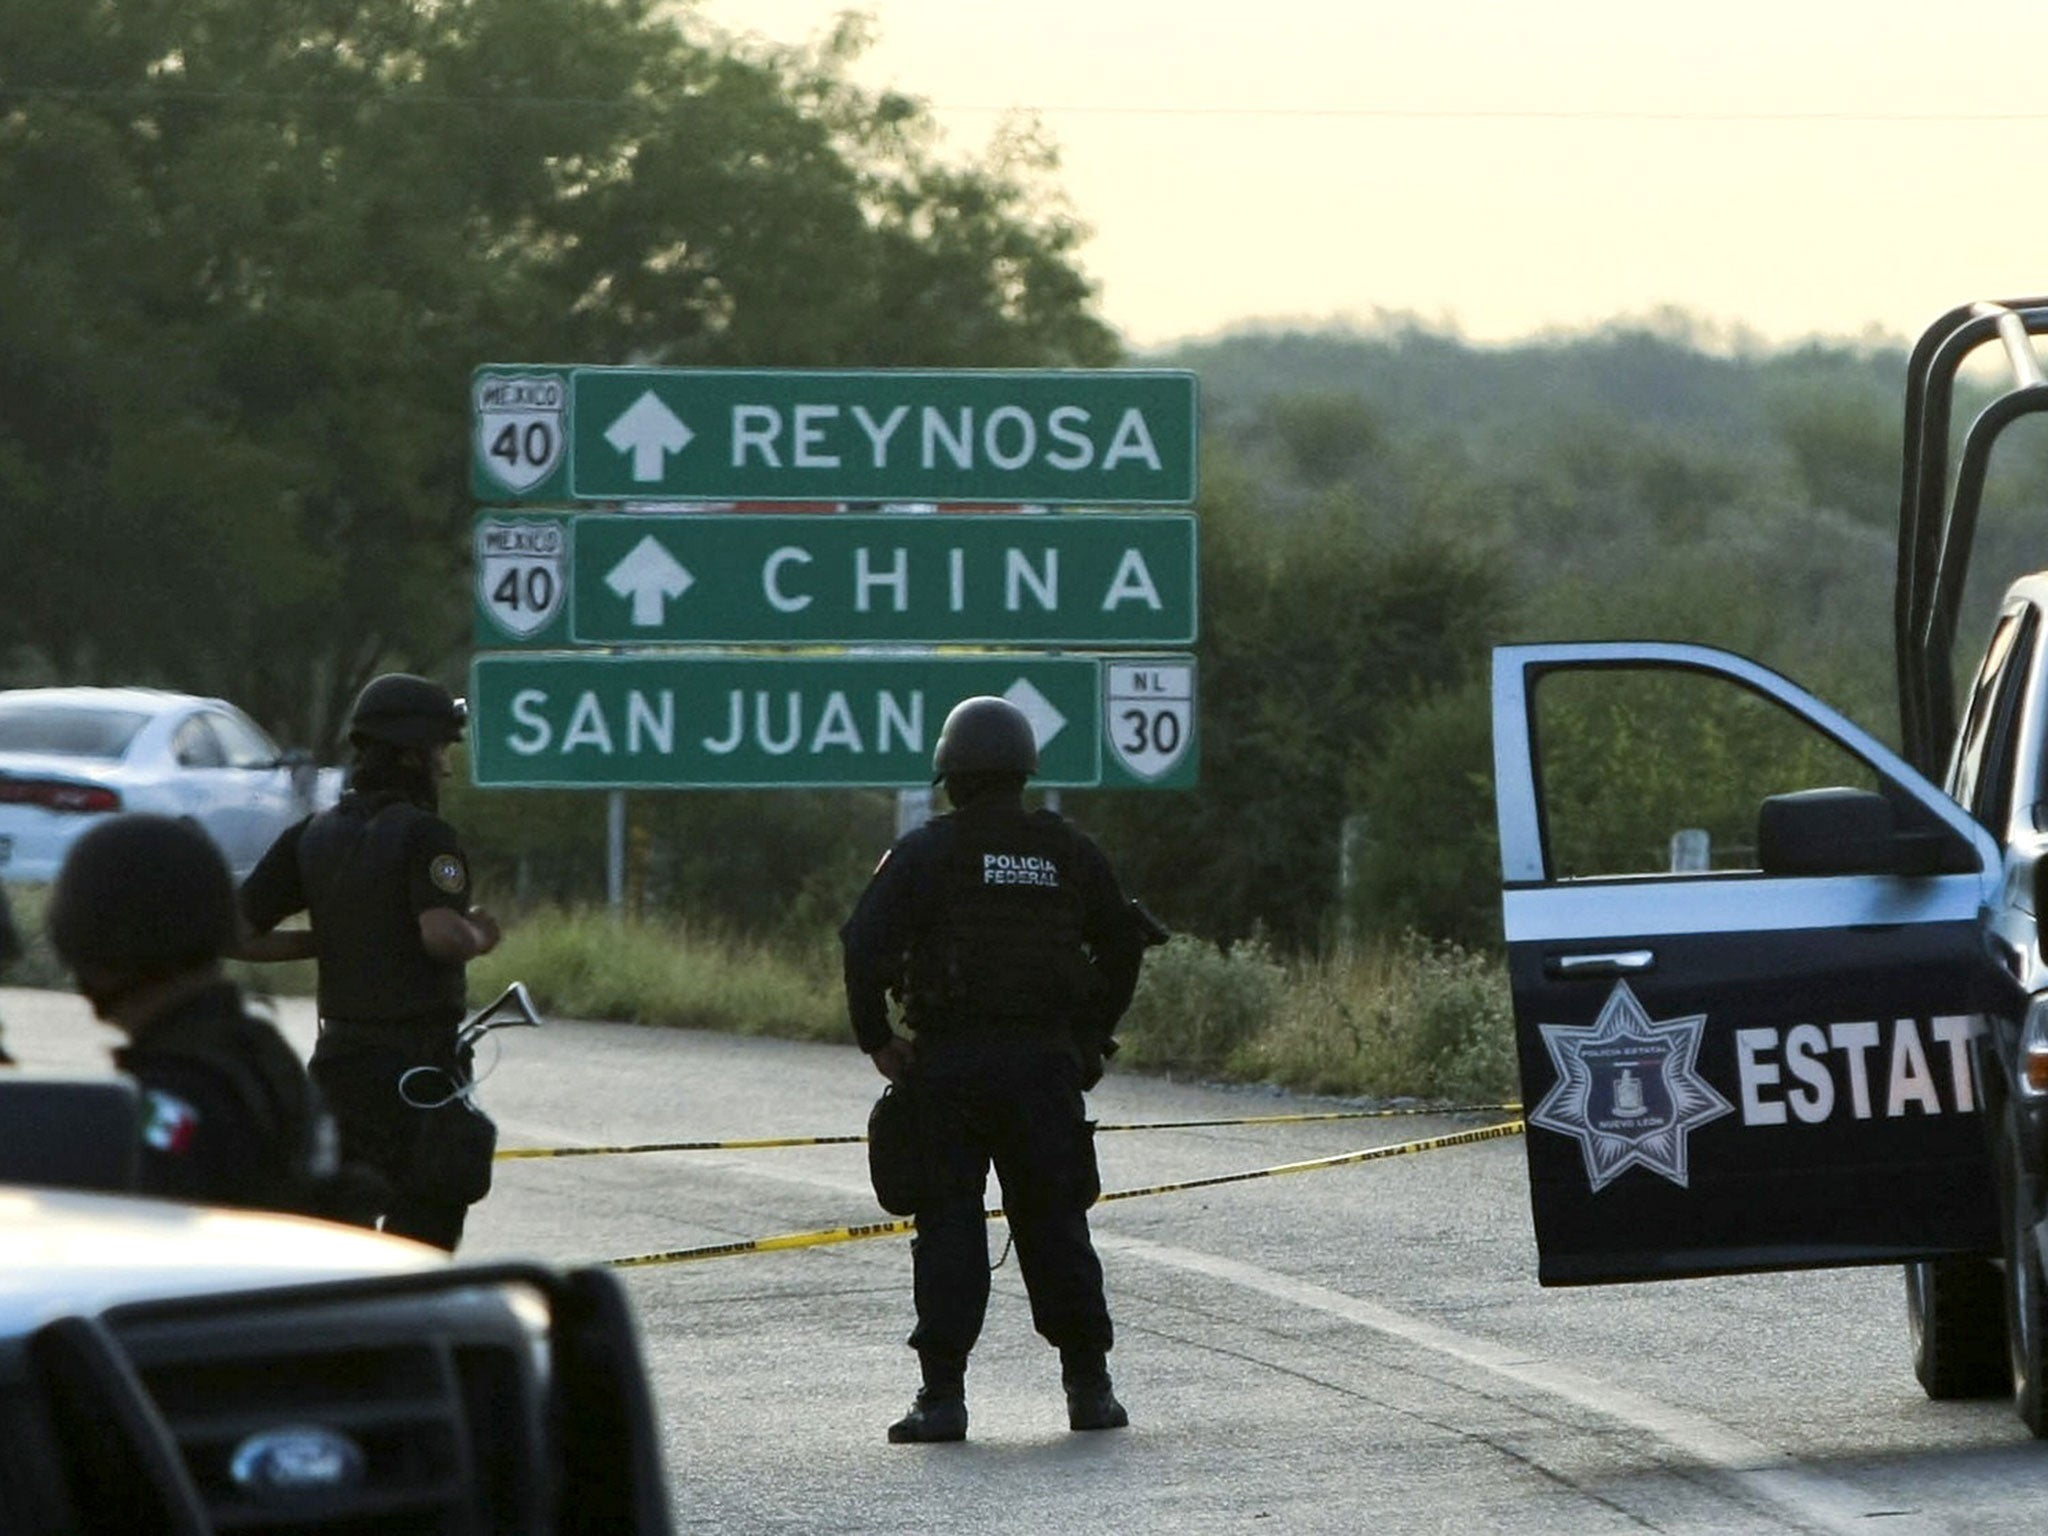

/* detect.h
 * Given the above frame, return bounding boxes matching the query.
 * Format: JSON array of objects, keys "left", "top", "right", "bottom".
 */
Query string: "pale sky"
[{"left": 697, "top": 0, "right": 2048, "bottom": 352}]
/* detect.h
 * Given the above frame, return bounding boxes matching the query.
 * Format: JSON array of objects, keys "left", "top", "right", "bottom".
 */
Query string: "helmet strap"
[
  {"left": 349, "top": 742, "right": 439, "bottom": 811},
  {"left": 942, "top": 771, "right": 1027, "bottom": 809}
]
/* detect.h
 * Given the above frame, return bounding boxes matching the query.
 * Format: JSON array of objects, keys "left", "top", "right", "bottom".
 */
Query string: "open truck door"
[{"left": 1494, "top": 640, "right": 2010, "bottom": 1285}]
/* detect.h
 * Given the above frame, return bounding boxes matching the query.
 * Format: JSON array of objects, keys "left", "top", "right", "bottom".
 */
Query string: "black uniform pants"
[
  {"left": 907, "top": 1030, "right": 1111, "bottom": 1364},
  {"left": 311, "top": 1024, "right": 472, "bottom": 1252}
]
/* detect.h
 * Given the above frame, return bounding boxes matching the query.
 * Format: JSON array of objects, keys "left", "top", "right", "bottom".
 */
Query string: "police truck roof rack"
[{"left": 1897, "top": 297, "right": 2048, "bottom": 776}]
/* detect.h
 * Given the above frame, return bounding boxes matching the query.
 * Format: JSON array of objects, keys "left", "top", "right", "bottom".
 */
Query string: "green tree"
[
  {"left": 1772, "top": 377, "right": 1900, "bottom": 526},
  {"left": 1341, "top": 680, "right": 1498, "bottom": 948},
  {"left": 0, "top": 0, "right": 1114, "bottom": 748},
  {"left": 1075, "top": 451, "right": 1509, "bottom": 951},
  {"left": 1260, "top": 391, "right": 1386, "bottom": 488},
  {"left": 1149, "top": 322, "right": 1934, "bottom": 950}
]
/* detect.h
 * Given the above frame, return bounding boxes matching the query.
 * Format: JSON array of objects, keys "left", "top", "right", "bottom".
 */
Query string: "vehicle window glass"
[
  {"left": 1972, "top": 611, "right": 2037, "bottom": 833},
  {"left": 0, "top": 705, "right": 149, "bottom": 759},
  {"left": 172, "top": 715, "right": 227, "bottom": 769},
  {"left": 1532, "top": 665, "right": 1882, "bottom": 879},
  {"left": 209, "top": 709, "right": 280, "bottom": 770},
  {"left": 1951, "top": 607, "right": 2034, "bottom": 830},
  {"left": 1950, "top": 609, "right": 2021, "bottom": 810}
]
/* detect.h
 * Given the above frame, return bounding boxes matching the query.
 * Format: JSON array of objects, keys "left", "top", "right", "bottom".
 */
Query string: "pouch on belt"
[
  {"left": 406, "top": 1095, "right": 498, "bottom": 1206},
  {"left": 867, "top": 1082, "right": 925, "bottom": 1216}
]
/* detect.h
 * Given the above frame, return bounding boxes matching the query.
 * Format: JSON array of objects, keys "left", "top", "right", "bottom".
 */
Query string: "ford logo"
[{"left": 228, "top": 1425, "right": 366, "bottom": 1500}]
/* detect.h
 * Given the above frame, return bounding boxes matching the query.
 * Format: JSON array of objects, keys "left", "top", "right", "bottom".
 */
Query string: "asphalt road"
[{"left": 8, "top": 983, "right": 2048, "bottom": 1533}]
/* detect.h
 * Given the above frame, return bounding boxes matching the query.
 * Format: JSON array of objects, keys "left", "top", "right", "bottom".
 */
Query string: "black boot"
[
  {"left": 887, "top": 1388, "right": 967, "bottom": 1443},
  {"left": 1060, "top": 1348, "right": 1128, "bottom": 1432},
  {"left": 1064, "top": 1375, "right": 1128, "bottom": 1431},
  {"left": 889, "top": 1352, "right": 968, "bottom": 1443}
]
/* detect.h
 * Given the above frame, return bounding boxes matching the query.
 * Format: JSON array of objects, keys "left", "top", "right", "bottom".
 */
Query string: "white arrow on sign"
[
  {"left": 1002, "top": 678, "right": 1068, "bottom": 749},
  {"left": 604, "top": 390, "right": 694, "bottom": 482},
  {"left": 605, "top": 535, "right": 694, "bottom": 626}
]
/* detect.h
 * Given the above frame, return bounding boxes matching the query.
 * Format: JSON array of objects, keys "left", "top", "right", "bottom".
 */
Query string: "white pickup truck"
[
  {"left": 1490, "top": 297, "right": 2048, "bottom": 1438},
  {"left": 0, "top": 1074, "right": 673, "bottom": 1532}
]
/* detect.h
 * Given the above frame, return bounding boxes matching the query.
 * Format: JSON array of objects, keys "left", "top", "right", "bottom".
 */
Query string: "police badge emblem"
[
  {"left": 429, "top": 854, "right": 467, "bottom": 895},
  {"left": 476, "top": 517, "right": 567, "bottom": 640},
  {"left": 1528, "top": 981, "right": 1734, "bottom": 1192},
  {"left": 474, "top": 371, "right": 567, "bottom": 495}
]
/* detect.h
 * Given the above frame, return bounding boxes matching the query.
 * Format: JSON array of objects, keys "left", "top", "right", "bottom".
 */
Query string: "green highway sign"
[
  {"left": 471, "top": 366, "right": 1199, "bottom": 506},
  {"left": 468, "top": 652, "right": 1197, "bottom": 789},
  {"left": 475, "top": 511, "right": 1196, "bottom": 648}
]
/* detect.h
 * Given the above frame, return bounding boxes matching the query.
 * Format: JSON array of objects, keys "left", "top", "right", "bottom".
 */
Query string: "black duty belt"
[{"left": 317, "top": 1015, "right": 460, "bottom": 1051}]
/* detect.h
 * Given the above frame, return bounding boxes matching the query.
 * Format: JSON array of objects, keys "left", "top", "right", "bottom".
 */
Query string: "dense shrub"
[
  {"left": 1239, "top": 934, "right": 1516, "bottom": 1101},
  {"left": 1113, "top": 934, "right": 1286, "bottom": 1078},
  {"left": 1116, "top": 930, "right": 1516, "bottom": 1101}
]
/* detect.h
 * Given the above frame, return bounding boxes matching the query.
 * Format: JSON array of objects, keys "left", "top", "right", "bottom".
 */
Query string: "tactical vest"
[
  {"left": 905, "top": 808, "right": 1097, "bottom": 1032},
  {"left": 297, "top": 795, "right": 466, "bottom": 1027}
]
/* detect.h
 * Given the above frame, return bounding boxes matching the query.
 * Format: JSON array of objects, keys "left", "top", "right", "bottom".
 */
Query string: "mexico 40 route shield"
[
  {"left": 471, "top": 511, "right": 1197, "bottom": 650},
  {"left": 470, "top": 367, "right": 1199, "bottom": 506}
]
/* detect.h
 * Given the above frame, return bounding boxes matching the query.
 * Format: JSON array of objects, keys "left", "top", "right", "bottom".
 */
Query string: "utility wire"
[
  {"left": 0, "top": 83, "right": 2039, "bottom": 124},
  {"left": 934, "top": 104, "right": 2048, "bottom": 123}
]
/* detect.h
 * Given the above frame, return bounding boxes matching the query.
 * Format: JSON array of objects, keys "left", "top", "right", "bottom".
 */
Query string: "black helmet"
[
  {"left": 932, "top": 696, "right": 1039, "bottom": 782},
  {"left": 349, "top": 673, "right": 466, "bottom": 748},
  {"left": 48, "top": 814, "right": 238, "bottom": 979}
]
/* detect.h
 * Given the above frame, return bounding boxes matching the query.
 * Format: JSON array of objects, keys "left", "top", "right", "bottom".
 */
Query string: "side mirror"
[{"left": 1757, "top": 787, "right": 1973, "bottom": 877}]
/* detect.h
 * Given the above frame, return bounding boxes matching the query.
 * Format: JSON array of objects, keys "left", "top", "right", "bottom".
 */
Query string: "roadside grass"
[
  {"left": 3, "top": 883, "right": 1517, "bottom": 1103},
  {"left": 477, "top": 908, "right": 1517, "bottom": 1103},
  {"left": 1242, "top": 935, "right": 1518, "bottom": 1102},
  {"left": 1116, "top": 931, "right": 1518, "bottom": 1102},
  {"left": 468, "top": 906, "right": 845, "bottom": 1041}
]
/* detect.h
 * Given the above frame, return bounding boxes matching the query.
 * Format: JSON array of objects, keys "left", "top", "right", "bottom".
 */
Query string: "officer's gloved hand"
[
  {"left": 1075, "top": 1031, "right": 1116, "bottom": 1091},
  {"left": 313, "top": 1162, "right": 394, "bottom": 1228},
  {"left": 1078, "top": 1046, "right": 1106, "bottom": 1091},
  {"left": 869, "top": 1036, "right": 916, "bottom": 1084}
]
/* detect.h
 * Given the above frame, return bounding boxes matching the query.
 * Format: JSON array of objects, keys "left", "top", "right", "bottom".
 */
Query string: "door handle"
[{"left": 1544, "top": 949, "right": 1655, "bottom": 978}]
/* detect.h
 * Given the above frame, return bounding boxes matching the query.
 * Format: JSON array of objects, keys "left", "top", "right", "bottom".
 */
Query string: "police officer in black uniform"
[
  {"left": 842, "top": 695, "right": 1153, "bottom": 1444},
  {"left": 47, "top": 813, "right": 341, "bottom": 1212},
  {"left": 237, "top": 673, "right": 501, "bottom": 1250}
]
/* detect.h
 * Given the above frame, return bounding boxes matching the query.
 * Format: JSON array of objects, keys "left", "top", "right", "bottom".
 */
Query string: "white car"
[{"left": 0, "top": 687, "right": 342, "bottom": 882}]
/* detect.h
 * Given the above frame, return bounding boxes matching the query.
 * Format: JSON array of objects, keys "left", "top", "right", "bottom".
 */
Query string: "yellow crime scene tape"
[
  {"left": 1097, "top": 1103, "right": 1520, "bottom": 1133},
  {"left": 498, "top": 1133, "right": 866, "bottom": 1158},
  {"left": 603, "top": 1118, "right": 1526, "bottom": 1270},
  {"left": 495, "top": 1103, "right": 1524, "bottom": 1161}
]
